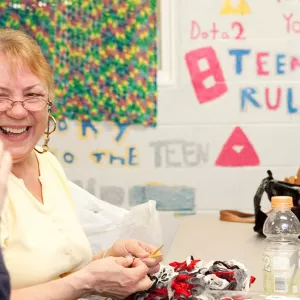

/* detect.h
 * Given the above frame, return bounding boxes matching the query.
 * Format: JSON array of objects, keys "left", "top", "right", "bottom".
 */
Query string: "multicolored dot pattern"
[{"left": 0, "top": 0, "right": 157, "bottom": 127}]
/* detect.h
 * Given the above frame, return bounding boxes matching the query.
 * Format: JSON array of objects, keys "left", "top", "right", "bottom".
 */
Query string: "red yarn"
[{"left": 133, "top": 257, "right": 257, "bottom": 300}]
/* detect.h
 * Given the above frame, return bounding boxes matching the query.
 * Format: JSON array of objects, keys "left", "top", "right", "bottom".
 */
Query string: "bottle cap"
[{"left": 271, "top": 196, "right": 293, "bottom": 208}]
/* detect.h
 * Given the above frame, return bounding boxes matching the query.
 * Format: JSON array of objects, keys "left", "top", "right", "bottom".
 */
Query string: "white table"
[{"left": 165, "top": 215, "right": 265, "bottom": 293}]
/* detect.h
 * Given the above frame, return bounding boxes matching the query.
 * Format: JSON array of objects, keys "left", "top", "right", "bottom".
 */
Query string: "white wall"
[{"left": 49, "top": 0, "right": 300, "bottom": 215}]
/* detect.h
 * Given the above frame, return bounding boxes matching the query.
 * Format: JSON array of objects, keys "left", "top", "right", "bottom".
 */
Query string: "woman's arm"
[
  {"left": 11, "top": 256, "right": 152, "bottom": 300},
  {"left": 11, "top": 272, "right": 92, "bottom": 300}
]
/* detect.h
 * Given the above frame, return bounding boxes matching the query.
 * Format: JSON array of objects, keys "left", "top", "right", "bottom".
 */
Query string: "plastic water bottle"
[{"left": 263, "top": 196, "right": 300, "bottom": 296}]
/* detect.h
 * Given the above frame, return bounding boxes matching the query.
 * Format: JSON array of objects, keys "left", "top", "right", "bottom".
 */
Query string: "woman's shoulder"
[
  {"left": 35, "top": 148, "right": 74, "bottom": 206},
  {"left": 34, "top": 148, "right": 71, "bottom": 191},
  {"left": 43, "top": 151, "right": 62, "bottom": 167},
  {"left": 35, "top": 147, "right": 64, "bottom": 173}
]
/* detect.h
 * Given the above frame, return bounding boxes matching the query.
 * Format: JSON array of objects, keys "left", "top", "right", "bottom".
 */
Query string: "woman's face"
[{"left": 0, "top": 53, "right": 48, "bottom": 163}]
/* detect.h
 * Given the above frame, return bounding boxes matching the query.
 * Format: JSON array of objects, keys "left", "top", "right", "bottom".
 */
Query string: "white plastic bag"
[
  {"left": 69, "top": 181, "right": 163, "bottom": 253},
  {"left": 120, "top": 200, "right": 163, "bottom": 246}
]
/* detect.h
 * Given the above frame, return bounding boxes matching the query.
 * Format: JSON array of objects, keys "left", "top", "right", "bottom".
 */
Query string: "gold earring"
[{"left": 35, "top": 115, "right": 57, "bottom": 154}]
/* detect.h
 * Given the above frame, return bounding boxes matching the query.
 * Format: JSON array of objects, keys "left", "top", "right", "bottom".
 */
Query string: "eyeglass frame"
[
  {"left": 0, "top": 95, "right": 52, "bottom": 112},
  {"left": 0, "top": 95, "right": 52, "bottom": 113}
]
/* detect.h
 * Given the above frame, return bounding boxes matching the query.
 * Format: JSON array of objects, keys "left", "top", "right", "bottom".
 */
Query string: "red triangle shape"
[
  {"left": 215, "top": 127, "right": 260, "bottom": 167},
  {"left": 291, "top": 57, "right": 300, "bottom": 71}
]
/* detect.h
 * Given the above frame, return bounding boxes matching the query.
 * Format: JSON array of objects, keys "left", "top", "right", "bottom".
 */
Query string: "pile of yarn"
[{"left": 133, "top": 256, "right": 256, "bottom": 300}]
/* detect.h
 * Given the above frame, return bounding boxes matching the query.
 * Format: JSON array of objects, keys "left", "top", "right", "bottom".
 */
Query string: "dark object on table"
[{"left": 254, "top": 169, "right": 300, "bottom": 236}]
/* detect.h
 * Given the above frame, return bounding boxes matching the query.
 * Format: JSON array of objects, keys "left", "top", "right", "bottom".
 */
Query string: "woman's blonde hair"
[{"left": 0, "top": 29, "right": 54, "bottom": 101}]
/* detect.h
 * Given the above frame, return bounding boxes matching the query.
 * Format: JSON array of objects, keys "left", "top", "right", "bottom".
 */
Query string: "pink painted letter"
[
  {"left": 257, "top": 52, "right": 270, "bottom": 76},
  {"left": 190, "top": 21, "right": 201, "bottom": 40},
  {"left": 265, "top": 88, "right": 281, "bottom": 110},
  {"left": 185, "top": 47, "right": 228, "bottom": 104}
]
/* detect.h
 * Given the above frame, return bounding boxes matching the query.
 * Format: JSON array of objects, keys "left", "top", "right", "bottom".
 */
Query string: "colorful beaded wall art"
[{"left": 0, "top": 0, "right": 157, "bottom": 126}]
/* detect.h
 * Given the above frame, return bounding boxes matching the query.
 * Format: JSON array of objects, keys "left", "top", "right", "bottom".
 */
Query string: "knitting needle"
[
  {"left": 125, "top": 243, "right": 164, "bottom": 266},
  {"left": 148, "top": 244, "right": 164, "bottom": 258}
]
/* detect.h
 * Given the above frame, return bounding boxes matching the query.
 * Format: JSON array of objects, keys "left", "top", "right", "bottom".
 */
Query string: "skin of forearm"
[{"left": 10, "top": 272, "right": 92, "bottom": 300}]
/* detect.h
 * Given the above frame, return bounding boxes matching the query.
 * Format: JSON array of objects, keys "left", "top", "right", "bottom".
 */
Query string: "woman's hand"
[
  {"left": 12, "top": 256, "right": 152, "bottom": 300},
  {"left": 104, "top": 239, "right": 163, "bottom": 274},
  {"left": 76, "top": 255, "right": 153, "bottom": 299}
]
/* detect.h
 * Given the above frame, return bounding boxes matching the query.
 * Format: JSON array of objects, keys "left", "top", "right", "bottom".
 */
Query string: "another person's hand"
[
  {"left": 105, "top": 239, "right": 163, "bottom": 274},
  {"left": 76, "top": 255, "right": 153, "bottom": 299},
  {"left": 0, "top": 142, "right": 11, "bottom": 212}
]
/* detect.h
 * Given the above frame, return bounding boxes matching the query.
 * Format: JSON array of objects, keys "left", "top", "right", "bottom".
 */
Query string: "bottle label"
[
  {"left": 273, "top": 256, "right": 290, "bottom": 271},
  {"left": 263, "top": 250, "right": 300, "bottom": 296}
]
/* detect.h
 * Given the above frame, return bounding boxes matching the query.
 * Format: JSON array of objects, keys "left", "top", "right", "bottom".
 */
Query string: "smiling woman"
[
  {"left": 0, "top": 28, "right": 163, "bottom": 300},
  {"left": 0, "top": 83, "right": 51, "bottom": 158},
  {"left": 0, "top": 29, "right": 53, "bottom": 163}
]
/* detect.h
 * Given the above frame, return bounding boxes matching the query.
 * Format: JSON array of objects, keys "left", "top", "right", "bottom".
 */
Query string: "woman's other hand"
[
  {"left": 77, "top": 255, "right": 153, "bottom": 299},
  {"left": 105, "top": 239, "right": 163, "bottom": 274}
]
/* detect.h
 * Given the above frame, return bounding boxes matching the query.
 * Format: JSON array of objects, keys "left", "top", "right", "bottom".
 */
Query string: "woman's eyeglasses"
[{"left": 0, "top": 95, "right": 51, "bottom": 112}]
